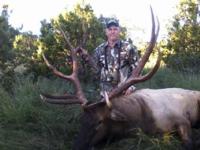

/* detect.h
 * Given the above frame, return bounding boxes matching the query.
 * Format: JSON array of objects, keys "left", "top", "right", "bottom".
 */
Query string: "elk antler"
[
  {"left": 108, "top": 6, "right": 161, "bottom": 99},
  {"left": 40, "top": 28, "right": 88, "bottom": 105}
]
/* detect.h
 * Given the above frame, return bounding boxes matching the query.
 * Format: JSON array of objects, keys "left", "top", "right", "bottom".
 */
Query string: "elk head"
[{"left": 40, "top": 6, "right": 160, "bottom": 150}]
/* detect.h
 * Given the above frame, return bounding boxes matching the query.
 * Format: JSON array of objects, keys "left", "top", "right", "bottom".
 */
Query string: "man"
[{"left": 80, "top": 19, "right": 139, "bottom": 97}]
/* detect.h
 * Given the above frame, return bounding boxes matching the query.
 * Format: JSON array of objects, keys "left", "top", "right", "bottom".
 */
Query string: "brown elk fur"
[{"left": 87, "top": 88, "right": 200, "bottom": 149}]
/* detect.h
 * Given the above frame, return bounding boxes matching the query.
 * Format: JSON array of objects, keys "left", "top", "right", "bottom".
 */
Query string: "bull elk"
[{"left": 40, "top": 7, "right": 200, "bottom": 150}]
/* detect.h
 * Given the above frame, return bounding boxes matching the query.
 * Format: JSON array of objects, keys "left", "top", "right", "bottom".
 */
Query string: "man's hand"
[
  {"left": 124, "top": 86, "right": 136, "bottom": 95},
  {"left": 76, "top": 47, "right": 89, "bottom": 61}
]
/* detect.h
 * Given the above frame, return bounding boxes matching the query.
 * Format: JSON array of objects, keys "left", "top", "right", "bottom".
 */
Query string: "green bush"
[{"left": 163, "top": 53, "right": 200, "bottom": 74}]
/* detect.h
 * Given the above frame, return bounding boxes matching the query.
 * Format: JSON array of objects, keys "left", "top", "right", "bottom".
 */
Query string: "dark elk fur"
[{"left": 40, "top": 7, "right": 200, "bottom": 150}]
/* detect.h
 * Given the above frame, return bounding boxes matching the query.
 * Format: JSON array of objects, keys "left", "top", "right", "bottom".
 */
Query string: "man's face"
[{"left": 106, "top": 26, "right": 120, "bottom": 42}]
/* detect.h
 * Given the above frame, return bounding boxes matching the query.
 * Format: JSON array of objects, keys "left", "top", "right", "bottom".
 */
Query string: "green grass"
[
  {"left": 137, "top": 66, "right": 200, "bottom": 90},
  {"left": 0, "top": 67, "right": 200, "bottom": 149},
  {"left": 0, "top": 75, "right": 82, "bottom": 150}
]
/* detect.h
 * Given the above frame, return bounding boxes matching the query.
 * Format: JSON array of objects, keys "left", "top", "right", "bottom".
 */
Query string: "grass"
[
  {"left": 0, "top": 67, "right": 200, "bottom": 149},
  {"left": 0, "top": 75, "right": 82, "bottom": 150},
  {"left": 137, "top": 66, "right": 200, "bottom": 90},
  {"left": 103, "top": 129, "right": 181, "bottom": 150}
]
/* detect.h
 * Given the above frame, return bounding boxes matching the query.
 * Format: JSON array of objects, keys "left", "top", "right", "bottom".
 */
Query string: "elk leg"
[{"left": 177, "top": 123, "right": 193, "bottom": 150}]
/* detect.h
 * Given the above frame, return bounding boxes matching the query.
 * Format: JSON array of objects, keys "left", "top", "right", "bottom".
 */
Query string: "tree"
[
  {"left": 13, "top": 32, "right": 38, "bottom": 74},
  {"left": 163, "top": 0, "right": 200, "bottom": 72},
  {"left": 0, "top": 5, "right": 20, "bottom": 90},
  {"left": 0, "top": 5, "right": 19, "bottom": 69}
]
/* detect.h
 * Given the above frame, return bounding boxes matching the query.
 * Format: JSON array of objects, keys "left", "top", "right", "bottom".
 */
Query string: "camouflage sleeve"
[
  {"left": 127, "top": 43, "right": 139, "bottom": 91},
  {"left": 91, "top": 47, "right": 101, "bottom": 74},
  {"left": 127, "top": 44, "right": 139, "bottom": 76},
  {"left": 80, "top": 46, "right": 101, "bottom": 76},
  {"left": 128, "top": 44, "right": 139, "bottom": 70}
]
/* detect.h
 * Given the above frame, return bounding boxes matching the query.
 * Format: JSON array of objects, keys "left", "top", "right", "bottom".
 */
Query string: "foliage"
[
  {"left": 162, "top": 0, "right": 200, "bottom": 73},
  {"left": 137, "top": 65, "right": 200, "bottom": 90},
  {"left": 0, "top": 5, "right": 19, "bottom": 91},
  {"left": 35, "top": 4, "right": 105, "bottom": 77},
  {"left": 0, "top": 5, "right": 18, "bottom": 67},
  {"left": 13, "top": 32, "right": 38, "bottom": 65},
  {"left": 0, "top": 5, "right": 39, "bottom": 91},
  {"left": 0, "top": 75, "right": 82, "bottom": 150},
  {"left": 12, "top": 32, "right": 40, "bottom": 78}
]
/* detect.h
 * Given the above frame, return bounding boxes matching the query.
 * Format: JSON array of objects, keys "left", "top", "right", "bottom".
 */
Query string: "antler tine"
[
  {"left": 59, "top": 27, "right": 88, "bottom": 104},
  {"left": 108, "top": 6, "right": 160, "bottom": 99},
  {"left": 41, "top": 27, "right": 88, "bottom": 105},
  {"left": 42, "top": 53, "right": 87, "bottom": 104},
  {"left": 42, "top": 54, "right": 72, "bottom": 81},
  {"left": 59, "top": 27, "right": 75, "bottom": 50},
  {"left": 40, "top": 93, "right": 82, "bottom": 105},
  {"left": 108, "top": 48, "right": 161, "bottom": 99}
]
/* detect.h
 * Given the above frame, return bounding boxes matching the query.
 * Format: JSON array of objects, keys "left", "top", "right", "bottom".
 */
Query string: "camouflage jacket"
[{"left": 91, "top": 40, "right": 139, "bottom": 95}]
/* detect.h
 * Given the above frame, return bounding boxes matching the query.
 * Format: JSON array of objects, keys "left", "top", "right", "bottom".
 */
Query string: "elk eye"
[{"left": 97, "top": 120, "right": 102, "bottom": 125}]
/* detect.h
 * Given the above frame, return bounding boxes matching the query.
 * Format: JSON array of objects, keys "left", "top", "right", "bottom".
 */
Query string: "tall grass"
[
  {"left": 0, "top": 75, "right": 82, "bottom": 150},
  {"left": 0, "top": 67, "right": 200, "bottom": 150},
  {"left": 137, "top": 66, "right": 200, "bottom": 90}
]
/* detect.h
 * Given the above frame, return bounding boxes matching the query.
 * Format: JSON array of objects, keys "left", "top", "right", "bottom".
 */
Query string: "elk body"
[
  {"left": 71, "top": 88, "right": 200, "bottom": 150},
  {"left": 40, "top": 7, "right": 199, "bottom": 150}
]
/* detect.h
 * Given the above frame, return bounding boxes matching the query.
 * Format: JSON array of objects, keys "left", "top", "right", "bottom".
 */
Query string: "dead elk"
[{"left": 40, "top": 7, "right": 199, "bottom": 150}]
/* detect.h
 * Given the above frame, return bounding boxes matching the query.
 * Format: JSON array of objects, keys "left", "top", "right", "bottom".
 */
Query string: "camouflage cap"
[{"left": 106, "top": 19, "right": 119, "bottom": 28}]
